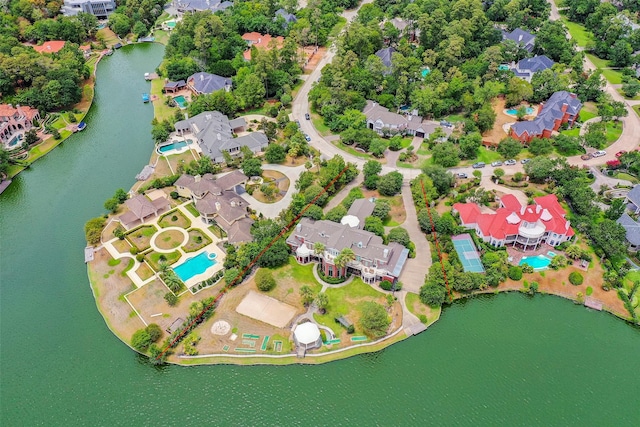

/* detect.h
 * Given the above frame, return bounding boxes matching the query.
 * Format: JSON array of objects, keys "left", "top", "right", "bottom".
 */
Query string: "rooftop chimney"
[
  {"left": 383, "top": 248, "right": 389, "bottom": 258},
  {"left": 215, "top": 202, "right": 221, "bottom": 211}
]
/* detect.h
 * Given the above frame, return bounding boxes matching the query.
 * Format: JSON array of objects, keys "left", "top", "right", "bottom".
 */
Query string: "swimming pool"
[
  {"left": 7, "top": 134, "right": 22, "bottom": 148},
  {"left": 157, "top": 139, "right": 193, "bottom": 154},
  {"left": 519, "top": 255, "right": 552, "bottom": 270},
  {"left": 173, "top": 252, "right": 217, "bottom": 282},
  {"left": 166, "top": 21, "right": 176, "bottom": 28},
  {"left": 506, "top": 107, "right": 534, "bottom": 116},
  {"left": 173, "top": 95, "right": 187, "bottom": 109}
]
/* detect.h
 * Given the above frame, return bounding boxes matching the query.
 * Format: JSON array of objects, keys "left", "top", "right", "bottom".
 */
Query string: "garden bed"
[
  {"left": 158, "top": 209, "right": 191, "bottom": 229},
  {"left": 183, "top": 229, "right": 212, "bottom": 253},
  {"left": 155, "top": 229, "right": 185, "bottom": 250},
  {"left": 125, "top": 225, "right": 158, "bottom": 252},
  {"left": 145, "top": 250, "right": 181, "bottom": 271}
]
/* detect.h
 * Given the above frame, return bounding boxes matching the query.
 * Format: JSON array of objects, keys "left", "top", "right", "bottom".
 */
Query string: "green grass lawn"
[
  {"left": 601, "top": 68, "right": 624, "bottom": 85},
  {"left": 442, "top": 113, "right": 465, "bottom": 123},
  {"left": 382, "top": 217, "right": 400, "bottom": 227},
  {"left": 312, "top": 115, "right": 331, "bottom": 136},
  {"left": 605, "top": 121, "right": 623, "bottom": 143},
  {"left": 154, "top": 29, "right": 169, "bottom": 45},
  {"left": 328, "top": 17, "right": 347, "bottom": 39},
  {"left": 614, "top": 172, "right": 638, "bottom": 183},
  {"left": 151, "top": 79, "right": 175, "bottom": 122},
  {"left": 417, "top": 143, "right": 431, "bottom": 156},
  {"left": 634, "top": 105, "right": 640, "bottom": 116},
  {"left": 474, "top": 147, "right": 502, "bottom": 163},
  {"left": 185, "top": 203, "right": 200, "bottom": 218},
  {"left": 400, "top": 137, "right": 413, "bottom": 149},
  {"left": 396, "top": 161, "right": 419, "bottom": 169},
  {"left": 562, "top": 19, "right": 594, "bottom": 48},
  {"left": 332, "top": 140, "right": 380, "bottom": 161},
  {"left": 561, "top": 127, "right": 581, "bottom": 137},
  {"left": 313, "top": 277, "right": 385, "bottom": 334},
  {"left": 284, "top": 258, "right": 322, "bottom": 294},
  {"left": 586, "top": 53, "right": 610, "bottom": 70},
  {"left": 617, "top": 89, "right": 640, "bottom": 100},
  {"left": 579, "top": 109, "right": 597, "bottom": 122}
]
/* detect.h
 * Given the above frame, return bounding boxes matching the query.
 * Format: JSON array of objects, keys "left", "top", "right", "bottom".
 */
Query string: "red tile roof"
[
  {"left": 33, "top": 41, "right": 66, "bottom": 54},
  {"left": 0, "top": 104, "right": 39, "bottom": 120},
  {"left": 455, "top": 194, "right": 573, "bottom": 240},
  {"left": 241, "top": 33, "right": 284, "bottom": 60}
]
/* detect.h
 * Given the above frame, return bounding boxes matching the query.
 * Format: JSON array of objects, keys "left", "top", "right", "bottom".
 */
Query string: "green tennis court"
[
  {"left": 261, "top": 336, "right": 270, "bottom": 351},
  {"left": 451, "top": 234, "right": 485, "bottom": 273}
]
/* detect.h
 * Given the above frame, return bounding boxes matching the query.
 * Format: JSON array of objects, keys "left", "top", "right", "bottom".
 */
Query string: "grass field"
[
  {"left": 562, "top": 19, "right": 594, "bottom": 48},
  {"left": 614, "top": 172, "right": 638, "bottom": 183},
  {"left": 601, "top": 68, "right": 624, "bottom": 85},
  {"left": 586, "top": 54, "right": 610, "bottom": 70},
  {"left": 605, "top": 121, "right": 623, "bottom": 143},
  {"left": 151, "top": 79, "right": 175, "bottom": 122},
  {"left": 579, "top": 109, "right": 597, "bottom": 122},
  {"left": 634, "top": 105, "right": 640, "bottom": 116},
  {"left": 312, "top": 115, "right": 331, "bottom": 136},
  {"left": 474, "top": 147, "right": 502, "bottom": 164}
]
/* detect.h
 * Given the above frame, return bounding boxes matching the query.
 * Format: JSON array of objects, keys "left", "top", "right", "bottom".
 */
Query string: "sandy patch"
[{"left": 236, "top": 290, "right": 297, "bottom": 328}]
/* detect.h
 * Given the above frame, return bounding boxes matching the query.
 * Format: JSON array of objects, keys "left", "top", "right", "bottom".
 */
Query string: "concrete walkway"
[
  {"left": 324, "top": 174, "right": 364, "bottom": 211},
  {"left": 480, "top": 176, "right": 529, "bottom": 206},
  {"left": 588, "top": 166, "right": 632, "bottom": 192},
  {"left": 397, "top": 181, "right": 432, "bottom": 294}
]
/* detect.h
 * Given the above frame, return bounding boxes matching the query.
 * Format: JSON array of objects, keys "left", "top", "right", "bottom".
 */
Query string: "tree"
[
  {"left": 255, "top": 269, "right": 276, "bottom": 292},
  {"left": 114, "top": 188, "right": 128, "bottom": 204},
  {"left": 535, "top": 20, "right": 574, "bottom": 63},
  {"left": 235, "top": 74, "right": 266, "bottom": 109},
  {"left": 473, "top": 102, "right": 497, "bottom": 133},
  {"left": 24, "top": 129, "right": 39, "bottom": 146},
  {"left": 364, "top": 216, "right": 385, "bottom": 237},
  {"left": 605, "top": 198, "right": 625, "bottom": 220},
  {"left": 242, "top": 157, "right": 262, "bottom": 177},
  {"left": 369, "top": 138, "right": 388, "bottom": 157},
  {"left": 104, "top": 197, "right": 119, "bottom": 213},
  {"left": 225, "top": 268, "right": 240, "bottom": 286},
  {"left": 377, "top": 171, "right": 403, "bottom": 196},
  {"left": 359, "top": 302, "right": 390, "bottom": 338},
  {"left": 524, "top": 157, "right": 556, "bottom": 183},
  {"left": 528, "top": 138, "right": 554, "bottom": 156},
  {"left": 569, "top": 271, "right": 584, "bottom": 286},
  {"left": 458, "top": 132, "right": 482, "bottom": 160},
  {"left": 300, "top": 285, "right": 315, "bottom": 306},
  {"left": 421, "top": 165, "right": 454, "bottom": 196},
  {"left": 313, "top": 242, "right": 325, "bottom": 256},
  {"left": 419, "top": 283, "right": 446, "bottom": 307},
  {"left": 164, "top": 292, "right": 178, "bottom": 306},
  {"left": 315, "top": 292, "right": 329, "bottom": 313},
  {"left": 610, "top": 39, "right": 633, "bottom": 67},
  {"left": 431, "top": 141, "right": 460, "bottom": 167},
  {"left": 334, "top": 248, "right": 356, "bottom": 277},
  {"left": 146, "top": 324, "right": 163, "bottom": 343},
  {"left": 132, "top": 21, "right": 148, "bottom": 37},
  {"left": 372, "top": 199, "right": 391, "bottom": 219},
  {"left": 588, "top": 219, "right": 627, "bottom": 260},
  {"left": 302, "top": 204, "right": 324, "bottom": 219},
  {"left": 325, "top": 205, "right": 347, "bottom": 222},
  {"left": 506, "top": 77, "right": 533, "bottom": 107},
  {"left": 84, "top": 217, "right": 106, "bottom": 244},
  {"left": 497, "top": 137, "right": 522, "bottom": 159},
  {"left": 554, "top": 134, "right": 582, "bottom": 155},
  {"left": 584, "top": 122, "right": 607, "bottom": 149},
  {"left": 494, "top": 168, "right": 505, "bottom": 180},
  {"left": 363, "top": 160, "right": 382, "bottom": 178},
  {"left": 257, "top": 239, "right": 290, "bottom": 268},
  {"left": 388, "top": 227, "right": 410, "bottom": 247},
  {"left": 131, "top": 329, "right": 152, "bottom": 351}
]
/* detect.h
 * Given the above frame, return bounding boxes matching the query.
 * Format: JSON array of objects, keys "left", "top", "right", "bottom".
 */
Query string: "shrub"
[
  {"left": 569, "top": 271, "right": 584, "bottom": 286},
  {"left": 255, "top": 269, "right": 276, "bottom": 292},
  {"left": 146, "top": 323, "right": 163, "bottom": 342},
  {"left": 379, "top": 280, "right": 393, "bottom": 291},
  {"left": 131, "top": 329, "right": 152, "bottom": 351},
  {"left": 418, "top": 314, "right": 428, "bottom": 324},
  {"left": 129, "top": 247, "right": 139, "bottom": 255},
  {"left": 508, "top": 266, "right": 523, "bottom": 281},
  {"left": 347, "top": 325, "right": 355, "bottom": 334},
  {"left": 84, "top": 217, "right": 106, "bottom": 245},
  {"left": 521, "top": 264, "right": 534, "bottom": 274},
  {"left": 164, "top": 292, "right": 178, "bottom": 306},
  {"left": 170, "top": 191, "right": 179, "bottom": 199},
  {"left": 136, "top": 254, "right": 144, "bottom": 262}
]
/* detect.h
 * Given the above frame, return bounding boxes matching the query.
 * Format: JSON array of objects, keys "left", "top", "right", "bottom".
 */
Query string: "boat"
[
  {"left": 77, "top": 121, "right": 86, "bottom": 131},
  {"left": 113, "top": 42, "right": 122, "bottom": 49},
  {"left": 142, "top": 93, "right": 150, "bottom": 103}
]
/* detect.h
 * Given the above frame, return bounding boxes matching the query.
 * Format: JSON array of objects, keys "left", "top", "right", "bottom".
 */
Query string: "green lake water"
[{"left": 1, "top": 44, "right": 640, "bottom": 426}]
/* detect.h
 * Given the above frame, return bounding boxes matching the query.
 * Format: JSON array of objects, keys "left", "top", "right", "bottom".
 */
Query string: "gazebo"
[{"left": 293, "top": 322, "right": 322, "bottom": 350}]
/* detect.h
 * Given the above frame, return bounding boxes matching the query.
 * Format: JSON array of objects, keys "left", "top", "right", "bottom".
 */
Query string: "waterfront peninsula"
[{"left": 80, "top": 1, "right": 640, "bottom": 366}]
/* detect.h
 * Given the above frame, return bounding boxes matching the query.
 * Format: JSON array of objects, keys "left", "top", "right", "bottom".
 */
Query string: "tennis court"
[{"left": 451, "top": 234, "right": 485, "bottom": 273}]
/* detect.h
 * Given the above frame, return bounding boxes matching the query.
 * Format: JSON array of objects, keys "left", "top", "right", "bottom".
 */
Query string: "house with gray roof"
[
  {"left": 342, "top": 198, "right": 375, "bottom": 229},
  {"left": 274, "top": 8, "right": 297, "bottom": 27},
  {"left": 374, "top": 47, "right": 396, "bottom": 74},
  {"left": 187, "top": 72, "right": 232, "bottom": 95},
  {"left": 510, "top": 91, "right": 582, "bottom": 143},
  {"left": 511, "top": 55, "right": 554, "bottom": 82},
  {"left": 174, "top": 172, "right": 254, "bottom": 244},
  {"left": 174, "top": 111, "right": 268, "bottom": 163},
  {"left": 118, "top": 194, "right": 170, "bottom": 229},
  {"left": 362, "top": 100, "right": 452, "bottom": 138},
  {"left": 617, "top": 213, "right": 640, "bottom": 251},
  {"left": 286, "top": 218, "right": 409, "bottom": 283},
  {"left": 624, "top": 185, "right": 640, "bottom": 214},
  {"left": 174, "top": 0, "right": 232, "bottom": 13},
  {"left": 502, "top": 28, "right": 536, "bottom": 52}
]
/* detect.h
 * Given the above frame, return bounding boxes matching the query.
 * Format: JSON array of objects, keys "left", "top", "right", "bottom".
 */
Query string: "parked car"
[
  {"left": 593, "top": 150, "right": 607, "bottom": 157},
  {"left": 581, "top": 153, "right": 593, "bottom": 160},
  {"left": 457, "top": 172, "right": 468, "bottom": 178},
  {"left": 491, "top": 161, "right": 503, "bottom": 167},
  {"left": 305, "top": 113, "right": 310, "bottom": 120},
  {"left": 304, "top": 133, "right": 311, "bottom": 141},
  {"left": 472, "top": 162, "right": 485, "bottom": 169},
  {"left": 521, "top": 159, "right": 530, "bottom": 164},
  {"left": 504, "top": 159, "right": 517, "bottom": 166},
  {"left": 615, "top": 150, "right": 627, "bottom": 157}
]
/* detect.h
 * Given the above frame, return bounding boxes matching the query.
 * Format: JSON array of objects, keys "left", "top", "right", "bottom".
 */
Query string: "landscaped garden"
[
  {"left": 158, "top": 209, "right": 191, "bottom": 228},
  {"left": 125, "top": 225, "right": 158, "bottom": 252},
  {"left": 183, "top": 229, "right": 212, "bottom": 252},
  {"left": 154, "top": 229, "right": 185, "bottom": 250}
]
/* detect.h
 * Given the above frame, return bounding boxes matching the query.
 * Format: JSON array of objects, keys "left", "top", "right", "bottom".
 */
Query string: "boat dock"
[
  {"left": 0, "top": 179, "right": 12, "bottom": 195},
  {"left": 135, "top": 164, "right": 155, "bottom": 181},
  {"left": 84, "top": 246, "right": 94, "bottom": 263},
  {"left": 144, "top": 72, "right": 159, "bottom": 81},
  {"left": 584, "top": 297, "right": 603, "bottom": 311}
]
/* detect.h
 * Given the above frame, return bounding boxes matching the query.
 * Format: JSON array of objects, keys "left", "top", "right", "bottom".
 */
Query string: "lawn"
[
  {"left": 601, "top": 68, "right": 624, "bottom": 85},
  {"left": 159, "top": 209, "right": 191, "bottom": 228},
  {"left": 328, "top": 17, "right": 347, "bottom": 39},
  {"left": 586, "top": 54, "right": 610, "bottom": 70},
  {"left": 153, "top": 29, "right": 169, "bottom": 45},
  {"left": 634, "top": 105, "right": 640, "bottom": 117},
  {"left": 312, "top": 115, "right": 331, "bottom": 136},
  {"left": 614, "top": 172, "right": 638, "bottom": 183},
  {"left": 183, "top": 229, "right": 212, "bottom": 253},
  {"left": 185, "top": 202, "right": 200, "bottom": 218},
  {"left": 561, "top": 19, "right": 594, "bottom": 48},
  {"left": 146, "top": 250, "right": 181, "bottom": 271},
  {"left": 605, "top": 121, "right": 623, "bottom": 143},
  {"left": 332, "top": 140, "right": 384, "bottom": 162},
  {"left": 154, "top": 229, "right": 185, "bottom": 250},
  {"left": 151, "top": 79, "right": 174, "bottom": 122},
  {"left": 405, "top": 292, "right": 441, "bottom": 326},
  {"left": 417, "top": 143, "right": 431, "bottom": 156},
  {"left": 283, "top": 257, "right": 322, "bottom": 293},
  {"left": 313, "top": 277, "right": 387, "bottom": 336},
  {"left": 579, "top": 109, "right": 597, "bottom": 122},
  {"left": 561, "top": 127, "right": 581, "bottom": 137},
  {"left": 400, "top": 137, "right": 413, "bottom": 149},
  {"left": 125, "top": 225, "right": 158, "bottom": 252},
  {"left": 474, "top": 147, "right": 502, "bottom": 164},
  {"left": 442, "top": 113, "right": 465, "bottom": 123}
]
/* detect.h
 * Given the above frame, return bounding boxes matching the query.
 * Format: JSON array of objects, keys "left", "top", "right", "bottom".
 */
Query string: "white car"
[
  {"left": 593, "top": 150, "right": 607, "bottom": 157},
  {"left": 504, "top": 159, "right": 517, "bottom": 166}
]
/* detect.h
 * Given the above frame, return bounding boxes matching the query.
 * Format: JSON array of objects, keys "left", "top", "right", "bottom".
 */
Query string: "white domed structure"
[
  {"left": 293, "top": 322, "right": 322, "bottom": 350},
  {"left": 340, "top": 215, "right": 359, "bottom": 228}
]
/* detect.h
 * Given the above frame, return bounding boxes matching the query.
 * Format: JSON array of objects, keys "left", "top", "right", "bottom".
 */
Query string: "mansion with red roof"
[{"left": 453, "top": 194, "right": 574, "bottom": 250}]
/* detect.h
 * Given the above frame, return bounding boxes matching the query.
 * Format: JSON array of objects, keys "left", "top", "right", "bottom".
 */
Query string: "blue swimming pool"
[
  {"left": 173, "top": 95, "right": 187, "bottom": 109},
  {"left": 158, "top": 139, "right": 193, "bottom": 154},
  {"left": 520, "top": 255, "right": 552, "bottom": 270},
  {"left": 506, "top": 107, "right": 534, "bottom": 116},
  {"left": 7, "top": 134, "right": 22, "bottom": 147},
  {"left": 173, "top": 252, "right": 217, "bottom": 282}
]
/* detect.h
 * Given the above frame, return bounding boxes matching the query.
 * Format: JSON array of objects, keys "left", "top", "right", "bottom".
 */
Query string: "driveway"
[
  {"left": 398, "top": 181, "right": 432, "bottom": 294},
  {"left": 588, "top": 166, "right": 632, "bottom": 192},
  {"left": 233, "top": 164, "right": 306, "bottom": 218}
]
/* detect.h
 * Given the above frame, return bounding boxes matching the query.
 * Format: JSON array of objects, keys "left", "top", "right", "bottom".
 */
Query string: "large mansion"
[
  {"left": 510, "top": 91, "right": 582, "bottom": 143},
  {"left": 453, "top": 194, "right": 574, "bottom": 250},
  {"left": 286, "top": 218, "right": 409, "bottom": 283},
  {"left": 174, "top": 111, "right": 268, "bottom": 163},
  {"left": 1, "top": 104, "right": 40, "bottom": 149},
  {"left": 174, "top": 171, "right": 254, "bottom": 244}
]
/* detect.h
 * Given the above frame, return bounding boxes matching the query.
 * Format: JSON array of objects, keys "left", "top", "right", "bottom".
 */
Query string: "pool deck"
[{"left": 506, "top": 243, "right": 559, "bottom": 266}]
